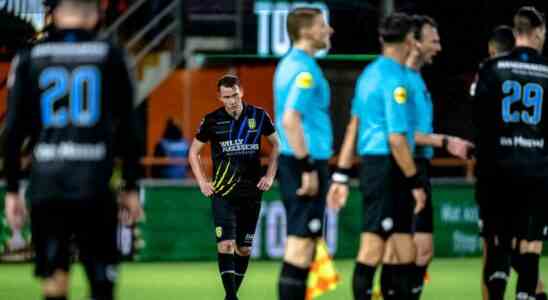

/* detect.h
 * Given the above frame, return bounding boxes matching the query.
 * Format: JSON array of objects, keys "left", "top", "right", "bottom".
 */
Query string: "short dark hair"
[
  {"left": 514, "top": 6, "right": 545, "bottom": 35},
  {"left": 489, "top": 25, "right": 515, "bottom": 53},
  {"left": 217, "top": 74, "right": 240, "bottom": 91},
  {"left": 286, "top": 7, "right": 323, "bottom": 42},
  {"left": 411, "top": 15, "right": 438, "bottom": 41},
  {"left": 379, "top": 13, "right": 414, "bottom": 43}
]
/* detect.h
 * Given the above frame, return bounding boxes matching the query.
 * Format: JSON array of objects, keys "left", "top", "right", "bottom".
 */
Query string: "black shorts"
[
  {"left": 413, "top": 158, "right": 433, "bottom": 234},
  {"left": 476, "top": 175, "right": 548, "bottom": 242},
  {"left": 278, "top": 155, "right": 329, "bottom": 238},
  {"left": 30, "top": 196, "right": 119, "bottom": 278},
  {"left": 360, "top": 155, "right": 415, "bottom": 238},
  {"left": 211, "top": 195, "right": 261, "bottom": 247}
]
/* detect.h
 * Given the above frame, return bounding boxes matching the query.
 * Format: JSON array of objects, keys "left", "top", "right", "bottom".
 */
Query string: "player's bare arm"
[
  {"left": 282, "top": 109, "right": 318, "bottom": 197},
  {"left": 189, "top": 138, "right": 215, "bottom": 197},
  {"left": 389, "top": 133, "right": 426, "bottom": 213},
  {"left": 257, "top": 133, "right": 279, "bottom": 192},
  {"left": 327, "top": 116, "right": 358, "bottom": 210},
  {"left": 415, "top": 132, "right": 474, "bottom": 159}
]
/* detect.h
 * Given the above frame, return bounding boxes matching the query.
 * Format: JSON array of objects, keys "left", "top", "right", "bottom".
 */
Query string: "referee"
[
  {"left": 402, "top": 15, "right": 473, "bottom": 299},
  {"left": 273, "top": 7, "right": 334, "bottom": 300},
  {"left": 328, "top": 13, "right": 425, "bottom": 300},
  {"left": 475, "top": 6, "right": 548, "bottom": 300},
  {"left": 188, "top": 75, "right": 278, "bottom": 300},
  {"left": 3, "top": 1, "right": 143, "bottom": 300}
]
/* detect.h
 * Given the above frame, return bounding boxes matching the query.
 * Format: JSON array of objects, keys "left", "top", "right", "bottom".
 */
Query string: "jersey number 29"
[
  {"left": 502, "top": 80, "right": 543, "bottom": 125},
  {"left": 39, "top": 66, "right": 101, "bottom": 127}
]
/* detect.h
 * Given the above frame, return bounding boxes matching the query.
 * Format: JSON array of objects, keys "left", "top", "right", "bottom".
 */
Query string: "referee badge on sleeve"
[
  {"left": 393, "top": 86, "right": 408, "bottom": 104},
  {"left": 296, "top": 72, "right": 314, "bottom": 89}
]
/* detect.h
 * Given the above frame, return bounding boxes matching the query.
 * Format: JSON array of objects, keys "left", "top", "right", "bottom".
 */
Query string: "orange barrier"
[{"left": 0, "top": 63, "right": 10, "bottom": 120}]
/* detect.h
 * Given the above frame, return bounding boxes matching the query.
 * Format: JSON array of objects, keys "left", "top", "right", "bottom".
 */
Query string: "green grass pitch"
[{"left": 0, "top": 258, "right": 546, "bottom": 299}]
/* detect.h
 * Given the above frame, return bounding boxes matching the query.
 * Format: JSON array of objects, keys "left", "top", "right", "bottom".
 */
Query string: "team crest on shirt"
[
  {"left": 393, "top": 86, "right": 407, "bottom": 104},
  {"left": 248, "top": 118, "right": 256, "bottom": 130},
  {"left": 296, "top": 72, "right": 314, "bottom": 89},
  {"left": 216, "top": 226, "right": 223, "bottom": 238}
]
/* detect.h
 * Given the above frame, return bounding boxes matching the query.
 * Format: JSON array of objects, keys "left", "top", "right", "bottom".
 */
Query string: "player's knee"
[
  {"left": 42, "top": 270, "right": 69, "bottom": 297},
  {"left": 284, "top": 236, "right": 315, "bottom": 267},
  {"left": 236, "top": 246, "right": 252, "bottom": 257},
  {"left": 217, "top": 240, "right": 236, "bottom": 254},
  {"left": 389, "top": 234, "right": 416, "bottom": 264},
  {"left": 415, "top": 240, "right": 434, "bottom": 266},
  {"left": 519, "top": 240, "right": 543, "bottom": 254},
  {"left": 357, "top": 234, "right": 384, "bottom": 266}
]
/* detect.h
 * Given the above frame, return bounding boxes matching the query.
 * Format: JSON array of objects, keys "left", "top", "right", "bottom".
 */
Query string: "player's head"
[
  {"left": 488, "top": 25, "right": 515, "bottom": 58},
  {"left": 513, "top": 6, "right": 546, "bottom": 51},
  {"left": 287, "top": 7, "right": 333, "bottom": 51},
  {"left": 51, "top": 0, "right": 101, "bottom": 31},
  {"left": 379, "top": 12, "right": 416, "bottom": 56},
  {"left": 217, "top": 74, "right": 244, "bottom": 117},
  {"left": 411, "top": 15, "right": 441, "bottom": 65}
]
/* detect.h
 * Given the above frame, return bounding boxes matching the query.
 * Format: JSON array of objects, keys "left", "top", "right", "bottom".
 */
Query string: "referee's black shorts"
[
  {"left": 413, "top": 158, "right": 433, "bottom": 234},
  {"left": 278, "top": 155, "right": 329, "bottom": 238},
  {"left": 360, "top": 155, "right": 415, "bottom": 239},
  {"left": 211, "top": 193, "right": 262, "bottom": 247},
  {"left": 476, "top": 175, "right": 548, "bottom": 242},
  {"left": 30, "top": 195, "right": 119, "bottom": 279}
]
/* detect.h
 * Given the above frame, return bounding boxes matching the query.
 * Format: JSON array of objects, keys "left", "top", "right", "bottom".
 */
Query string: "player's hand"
[
  {"left": 198, "top": 180, "right": 215, "bottom": 197},
  {"left": 257, "top": 176, "right": 274, "bottom": 191},
  {"left": 297, "top": 171, "right": 319, "bottom": 197},
  {"left": 327, "top": 183, "right": 348, "bottom": 211},
  {"left": 119, "top": 190, "right": 143, "bottom": 225},
  {"left": 447, "top": 136, "right": 475, "bottom": 160},
  {"left": 4, "top": 192, "right": 27, "bottom": 231},
  {"left": 412, "top": 188, "right": 426, "bottom": 214}
]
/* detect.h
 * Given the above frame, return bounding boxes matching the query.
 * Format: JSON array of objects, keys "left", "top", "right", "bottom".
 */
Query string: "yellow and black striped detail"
[{"left": 213, "top": 160, "right": 240, "bottom": 197}]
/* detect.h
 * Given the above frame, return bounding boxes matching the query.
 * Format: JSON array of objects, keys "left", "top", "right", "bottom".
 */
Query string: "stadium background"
[{"left": 0, "top": 0, "right": 547, "bottom": 299}]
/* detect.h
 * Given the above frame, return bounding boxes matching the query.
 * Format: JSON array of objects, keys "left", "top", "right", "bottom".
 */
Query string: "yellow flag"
[{"left": 306, "top": 239, "right": 340, "bottom": 300}]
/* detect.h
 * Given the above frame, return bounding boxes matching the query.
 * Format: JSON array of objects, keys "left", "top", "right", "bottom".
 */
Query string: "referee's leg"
[
  {"left": 354, "top": 232, "right": 385, "bottom": 300},
  {"left": 277, "top": 156, "right": 327, "bottom": 300},
  {"left": 410, "top": 158, "right": 434, "bottom": 300}
]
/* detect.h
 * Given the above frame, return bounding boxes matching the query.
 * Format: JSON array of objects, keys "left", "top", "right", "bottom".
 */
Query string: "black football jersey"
[
  {"left": 474, "top": 47, "right": 548, "bottom": 177},
  {"left": 196, "top": 103, "right": 275, "bottom": 198},
  {"left": 4, "top": 29, "right": 140, "bottom": 201}
]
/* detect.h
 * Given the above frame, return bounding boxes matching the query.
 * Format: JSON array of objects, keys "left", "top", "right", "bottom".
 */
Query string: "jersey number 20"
[
  {"left": 502, "top": 80, "right": 543, "bottom": 125},
  {"left": 39, "top": 66, "right": 101, "bottom": 127}
]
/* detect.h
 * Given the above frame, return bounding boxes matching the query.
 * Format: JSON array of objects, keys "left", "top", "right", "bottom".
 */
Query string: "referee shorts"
[
  {"left": 413, "top": 158, "right": 433, "bottom": 234},
  {"left": 360, "top": 155, "right": 415, "bottom": 239},
  {"left": 30, "top": 195, "right": 119, "bottom": 279},
  {"left": 278, "top": 155, "right": 329, "bottom": 238}
]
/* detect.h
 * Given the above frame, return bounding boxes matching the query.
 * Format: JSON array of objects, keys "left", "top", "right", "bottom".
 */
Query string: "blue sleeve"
[
  {"left": 415, "top": 93, "right": 431, "bottom": 134},
  {"left": 350, "top": 77, "right": 362, "bottom": 117},
  {"left": 383, "top": 77, "right": 409, "bottom": 134},
  {"left": 285, "top": 71, "right": 315, "bottom": 114}
]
